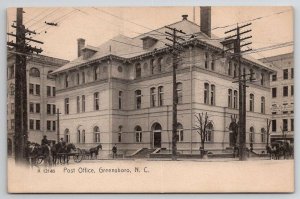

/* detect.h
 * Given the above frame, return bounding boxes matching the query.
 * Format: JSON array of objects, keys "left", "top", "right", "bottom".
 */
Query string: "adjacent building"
[
  {"left": 52, "top": 8, "right": 275, "bottom": 157},
  {"left": 7, "top": 51, "right": 69, "bottom": 156},
  {"left": 260, "top": 53, "right": 294, "bottom": 143}
]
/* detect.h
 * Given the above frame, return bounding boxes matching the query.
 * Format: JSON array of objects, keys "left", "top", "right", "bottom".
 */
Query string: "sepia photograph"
[{"left": 6, "top": 5, "right": 294, "bottom": 193}]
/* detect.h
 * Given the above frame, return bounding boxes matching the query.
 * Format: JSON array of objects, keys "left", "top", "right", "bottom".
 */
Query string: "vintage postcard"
[{"left": 7, "top": 6, "right": 294, "bottom": 193}]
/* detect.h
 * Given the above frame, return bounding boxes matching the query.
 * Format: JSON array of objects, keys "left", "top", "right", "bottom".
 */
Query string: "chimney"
[
  {"left": 200, "top": 6, "right": 211, "bottom": 37},
  {"left": 182, "top": 14, "right": 188, "bottom": 20},
  {"left": 77, "top": 38, "right": 85, "bottom": 57}
]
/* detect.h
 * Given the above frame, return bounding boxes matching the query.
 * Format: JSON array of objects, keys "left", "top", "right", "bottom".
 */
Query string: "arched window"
[
  {"left": 94, "top": 126, "right": 100, "bottom": 143},
  {"left": 204, "top": 83, "right": 209, "bottom": 104},
  {"left": 177, "top": 82, "right": 183, "bottom": 104},
  {"left": 228, "top": 89, "right": 232, "bottom": 108},
  {"left": 135, "top": 90, "right": 142, "bottom": 109},
  {"left": 261, "top": 96, "right": 265, "bottom": 114},
  {"left": 77, "top": 130, "right": 81, "bottom": 143},
  {"left": 210, "top": 84, "right": 215, "bottom": 105},
  {"left": 249, "top": 94, "right": 254, "bottom": 112},
  {"left": 135, "top": 63, "right": 141, "bottom": 79},
  {"left": 233, "top": 90, "right": 238, "bottom": 109},
  {"left": 249, "top": 127, "right": 255, "bottom": 143},
  {"left": 135, "top": 126, "right": 142, "bottom": 143},
  {"left": 94, "top": 92, "right": 99, "bottom": 110},
  {"left": 82, "top": 130, "right": 86, "bottom": 143},
  {"left": 261, "top": 128, "right": 266, "bottom": 143},
  {"left": 150, "top": 87, "right": 156, "bottom": 107},
  {"left": 158, "top": 86, "right": 164, "bottom": 106},
  {"left": 177, "top": 123, "right": 184, "bottom": 142},
  {"left": 64, "top": 129, "right": 70, "bottom": 143},
  {"left": 29, "top": 67, "right": 40, "bottom": 77},
  {"left": 206, "top": 123, "right": 214, "bottom": 142}
]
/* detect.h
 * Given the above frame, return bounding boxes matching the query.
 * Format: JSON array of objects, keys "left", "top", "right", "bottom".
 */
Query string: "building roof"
[{"left": 53, "top": 19, "right": 273, "bottom": 74}]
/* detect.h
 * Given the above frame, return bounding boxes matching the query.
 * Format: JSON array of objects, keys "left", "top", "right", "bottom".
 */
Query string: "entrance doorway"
[
  {"left": 152, "top": 123, "right": 162, "bottom": 148},
  {"left": 229, "top": 122, "right": 238, "bottom": 147}
]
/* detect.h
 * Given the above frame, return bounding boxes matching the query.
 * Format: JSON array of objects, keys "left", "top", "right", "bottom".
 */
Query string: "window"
[
  {"left": 205, "top": 52, "right": 209, "bottom": 69},
  {"left": 82, "top": 130, "right": 85, "bottom": 143},
  {"left": 118, "top": 91, "right": 122, "bottom": 110},
  {"left": 204, "top": 83, "right": 209, "bottom": 104},
  {"left": 53, "top": 87, "right": 56, "bottom": 97},
  {"left": 135, "top": 63, "right": 142, "bottom": 79},
  {"left": 10, "top": 83, "right": 15, "bottom": 95},
  {"left": 261, "top": 97, "right": 265, "bottom": 114},
  {"left": 94, "top": 126, "right": 100, "bottom": 143},
  {"left": 29, "top": 119, "right": 34, "bottom": 130},
  {"left": 77, "top": 96, "right": 80, "bottom": 113},
  {"left": 210, "top": 85, "right": 215, "bottom": 105},
  {"left": 47, "top": 86, "right": 51, "bottom": 97},
  {"left": 53, "top": 121, "right": 56, "bottom": 131},
  {"left": 291, "top": 68, "right": 294, "bottom": 79},
  {"left": 291, "top": 119, "right": 294, "bottom": 131},
  {"left": 205, "top": 123, "right": 213, "bottom": 142},
  {"left": 118, "top": 126, "right": 122, "bottom": 143},
  {"left": 272, "top": 74, "right": 277, "bottom": 81},
  {"left": 283, "top": 119, "right": 288, "bottom": 131},
  {"left": 158, "top": 86, "right": 164, "bottom": 106},
  {"left": 283, "top": 69, "right": 288, "bottom": 80},
  {"left": 249, "top": 94, "right": 254, "bottom": 112},
  {"left": 211, "top": 55, "right": 215, "bottom": 71},
  {"left": 94, "top": 66, "right": 100, "bottom": 80},
  {"left": 261, "top": 128, "right": 266, "bottom": 143},
  {"left": 77, "top": 130, "right": 81, "bottom": 143},
  {"left": 29, "top": 84, "right": 34, "bottom": 95},
  {"left": 135, "top": 126, "right": 142, "bottom": 143},
  {"left": 36, "top": 84, "right": 40, "bottom": 95},
  {"left": 11, "top": 119, "right": 15, "bottom": 130},
  {"left": 82, "top": 95, "right": 85, "bottom": 112},
  {"left": 291, "top": 85, "right": 294, "bottom": 96},
  {"left": 36, "top": 103, "right": 40, "bottom": 113},
  {"left": 272, "top": 88, "right": 277, "bottom": 98},
  {"left": 157, "top": 57, "right": 163, "bottom": 72},
  {"left": 36, "top": 120, "right": 40, "bottom": 130},
  {"left": 47, "top": 121, "right": 51, "bottom": 131},
  {"left": 260, "top": 73, "right": 264, "bottom": 86},
  {"left": 30, "top": 103, "right": 34, "bottom": 113},
  {"left": 47, "top": 104, "right": 51, "bottom": 114},
  {"left": 65, "top": 74, "right": 69, "bottom": 88},
  {"left": 65, "top": 98, "right": 69, "bottom": 114},
  {"left": 228, "top": 89, "right": 232, "bottom": 108},
  {"left": 82, "top": 71, "right": 85, "bottom": 84},
  {"left": 228, "top": 61, "right": 232, "bottom": 76},
  {"left": 272, "top": 120, "right": 277, "bottom": 132},
  {"left": 29, "top": 67, "right": 40, "bottom": 77},
  {"left": 65, "top": 129, "right": 70, "bottom": 143},
  {"left": 177, "top": 83, "right": 183, "bottom": 104},
  {"left": 233, "top": 90, "right": 238, "bottom": 109},
  {"left": 94, "top": 92, "right": 99, "bottom": 110},
  {"left": 283, "top": 86, "right": 288, "bottom": 97},
  {"left": 76, "top": 73, "right": 80, "bottom": 85},
  {"left": 53, "top": 105, "right": 56, "bottom": 115},
  {"left": 135, "top": 90, "right": 142, "bottom": 109},
  {"left": 150, "top": 87, "right": 156, "bottom": 107},
  {"left": 11, "top": 103, "right": 15, "bottom": 114},
  {"left": 150, "top": 59, "right": 155, "bottom": 74},
  {"left": 249, "top": 127, "right": 254, "bottom": 143},
  {"left": 176, "top": 123, "right": 184, "bottom": 142},
  {"left": 272, "top": 112, "right": 277, "bottom": 115}
]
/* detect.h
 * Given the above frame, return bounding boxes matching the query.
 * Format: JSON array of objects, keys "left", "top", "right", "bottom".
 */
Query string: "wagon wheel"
[{"left": 73, "top": 148, "right": 83, "bottom": 163}]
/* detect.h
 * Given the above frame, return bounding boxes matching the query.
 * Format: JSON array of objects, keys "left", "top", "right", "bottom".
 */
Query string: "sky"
[{"left": 7, "top": 6, "right": 293, "bottom": 61}]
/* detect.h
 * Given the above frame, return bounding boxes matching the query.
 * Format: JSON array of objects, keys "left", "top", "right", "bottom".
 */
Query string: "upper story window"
[
  {"left": 135, "top": 63, "right": 141, "bottom": 79},
  {"left": 29, "top": 67, "right": 40, "bottom": 77},
  {"left": 283, "top": 119, "right": 288, "bottom": 131},
  {"left": 210, "top": 84, "right": 215, "bottom": 105},
  {"left": 291, "top": 68, "right": 294, "bottom": 79},
  {"left": 291, "top": 85, "right": 294, "bottom": 96},
  {"left": 272, "top": 74, "right": 277, "bottom": 81},
  {"left": 261, "top": 96, "right": 265, "bottom": 114},
  {"left": 233, "top": 90, "right": 238, "bottom": 109},
  {"left": 283, "top": 86, "right": 288, "bottom": 97},
  {"left": 77, "top": 96, "right": 80, "bottom": 113},
  {"left": 76, "top": 73, "right": 80, "bottom": 85},
  {"left": 82, "top": 95, "right": 85, "bottom": 112},
  {"left": 64, "top": 98, "right": 69, "bottom": 114},
  {"left": 205, "top": 52, "right": 209, "bottom": 69},
  {"left": 204, "top": 83, "right": 209, "bottom": 104},
  {"left": 261, "top": 73, "right": 265, "bottom": 86},
  {"left": 176, "top": 82, "right": 183, "bottom": 104},
  {"left": 65, "top": 74, "right": 69, "bottom": 88},
  {"left": 283, "top": 69, "right": 288, "bottom": 80},
  {"left": 233, "top": 63, "right": 238, "bottom": 78},
  {"left": 150, "top": 87, "right": 156, "bottom": 107},
  {"left": 157, "top": 57, "right": 163, "bottom": 72},
  {"left": 228, "top": 61, "right": 232, "bottom": 76},
  {"left": 135, "top": 90, "right": 142, "bottom": 109},
  {"left": 228, "top": 89, "right": 232, "bottom": 108},
  {"left": 272, "top": 87, "right": 277, "bottom": 98},
  {"left": 118, "top": 91, "right": 122, "bottom": 110},
  {"left": 158, "top": 86, "right": 164, "bottom": 106},
  {"left": 150, "top": 59, "right": 155, "bottom": 75},
  {"left": 82, "top": 71, "right": 85, "bottom": 84},
  {"left": 249, "top": 94, "right": 254, "bottom": 112},
  {"left": 94, "top": 92, "right": 100, "bottom": 110},
  {"left": 211, "top": 55, "right": 215, "bottom": 71},
  {"left": 94, "top": 66, "right": 100, "bottom": 80}
]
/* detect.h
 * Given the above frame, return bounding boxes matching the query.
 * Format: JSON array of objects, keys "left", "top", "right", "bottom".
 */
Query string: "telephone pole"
[
  {"left": 224, "top": 23, "right": 252, "bottom": 161},
  {"left": 7, "top": 8, "right": 43, "bottom": 164},
  {"left": 165, "top": 25, "right": 186, "bottom": 160}
]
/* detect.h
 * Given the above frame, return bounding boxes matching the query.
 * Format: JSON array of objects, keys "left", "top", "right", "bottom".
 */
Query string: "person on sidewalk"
[{"left": 112, "top": 144, "right": 117, "bottom": 159}]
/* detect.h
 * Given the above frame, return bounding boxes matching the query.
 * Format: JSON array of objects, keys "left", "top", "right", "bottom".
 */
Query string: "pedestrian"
[
  {"left": 41, "top": 135, "right": 49, "bottom": 146},
  {"left": 112, "top": 144, "right": 117, "bottom": 159}
]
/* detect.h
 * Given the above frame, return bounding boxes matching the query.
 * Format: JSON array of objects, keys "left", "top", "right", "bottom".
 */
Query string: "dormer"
[
  {"left": 141, "top": 36, "right": 158, "bottom": 50},
  {"left": 81, "top": 46, "right": 98, "bottom": 60}
]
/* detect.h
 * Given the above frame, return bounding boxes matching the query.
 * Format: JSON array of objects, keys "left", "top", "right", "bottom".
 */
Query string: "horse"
[
  {"left": 52, "top": 143, "right": 76, "bottom": 164},
  {"left": 89, "top": 144, "right": 102, "bottom": 160}
]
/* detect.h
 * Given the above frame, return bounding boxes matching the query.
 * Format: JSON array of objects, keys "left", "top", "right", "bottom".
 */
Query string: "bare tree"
[{"left": 194, "top": 112, "right": 210, "bottom": 157}]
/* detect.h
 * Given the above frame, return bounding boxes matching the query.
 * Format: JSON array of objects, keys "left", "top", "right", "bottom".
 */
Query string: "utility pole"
[
  {"left": 56, "top": 108, "right": 61, "bottom": 143},
  {"left": 224, "top": 23, "right": 252, "bottom": 161},
  {"left": 7, "top": 8, "right": 43, "bottom": 164},
  {"left": 165, "top": 25, "right": 186, "bottom": 160}
]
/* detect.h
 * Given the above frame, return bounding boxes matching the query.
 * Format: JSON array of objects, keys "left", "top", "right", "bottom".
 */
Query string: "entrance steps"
[{"left": 127, "top": 148, "right": 156, "bottom": 158}]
